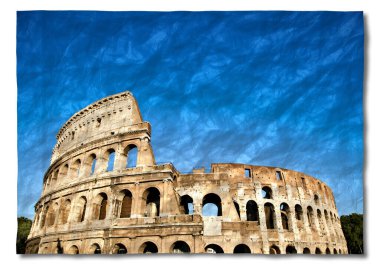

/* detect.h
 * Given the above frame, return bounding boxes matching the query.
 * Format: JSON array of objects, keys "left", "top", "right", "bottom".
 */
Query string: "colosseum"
[{"left": 25, "top": 91, "right": 348, "bottom": 255}]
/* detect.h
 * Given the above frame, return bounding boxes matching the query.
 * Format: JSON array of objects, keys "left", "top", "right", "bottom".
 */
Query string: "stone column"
[{"left": 131, "top": 182, "right": 141, "bottom": 218}]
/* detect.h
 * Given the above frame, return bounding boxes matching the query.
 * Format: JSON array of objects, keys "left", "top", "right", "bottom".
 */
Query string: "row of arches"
[
  {"left": 58, "top": 242, "right": 344, "bottom": 254},
  {"left": 44, "top": 144, "right": 139, "bottom": 191}
]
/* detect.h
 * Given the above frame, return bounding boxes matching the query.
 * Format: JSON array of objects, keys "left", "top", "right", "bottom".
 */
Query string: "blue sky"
[{"left": 17, "top": 11, "right": 363, "bottom": 219}]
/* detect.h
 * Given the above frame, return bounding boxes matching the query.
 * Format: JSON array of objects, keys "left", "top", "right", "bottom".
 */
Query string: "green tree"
[
  {"left": 16, "top": 217, "right": 32, "bottom": 254},
  {"left": 340, "top": 213, "right": 363, "bottom": 254}
]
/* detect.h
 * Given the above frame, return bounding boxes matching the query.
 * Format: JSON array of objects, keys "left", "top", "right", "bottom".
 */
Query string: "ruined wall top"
[{"left": 51, "top": 91, "right": 146, "bottom": 163}]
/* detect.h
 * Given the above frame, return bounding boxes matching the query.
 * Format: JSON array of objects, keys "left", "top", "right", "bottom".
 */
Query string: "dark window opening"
[
  {"left": 261, "top": 186, "right": 273, "bottom": 199},
  {"left": 180, "top": 195, "right": 194, "bottom": 215},
  {"left": 276, "top": 171, "right": 282, "bottom": 180},
  {"left": 244, "top": 168, "right": 251, "bottom": 178},
  {"left": 233, "top": 244, "right": 251, "bottom": 254},
  {"left": 120, "top": 190, "right": 132, "bottom": 218},
  {"left": 246, "top": 200, "right": 259, "bottom": 222},
  {"left": 202, "top": 193, "right": 222, "bottom": 216}
]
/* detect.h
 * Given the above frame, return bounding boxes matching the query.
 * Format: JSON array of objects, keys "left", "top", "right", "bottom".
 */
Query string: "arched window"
[
  {"left": 74, "top": 196, "right": 87, "bottom": 223},
  {"left": 315, "top": 248, "right": 322, "bottom": 254},
  {"left": 303, "top": 248, "right": 311, "bottom": 254},
  {"left": 261, "top": 186, "right": 272, "bottom": 199},
  {"left": 90, "top": 243, "right": 101, "bottom": 254},
  {"left": 51, "top": 170, "right": 59, "bottom": 186},
  {"left": 171, "top": 241, "right": 190, "bottom": 253},
  {"left": 233, "top": 201, "right": 240, "bottom": 219},
  {"left": 125, "top": 144, "right": 138, "bottom": 168},
  {"left": 139, "top": 241, "right": 158, "bottom": 254},
  {"left": 264, "top": 203, "right": 275, "bottom": 229},
  {"left": 280, "top": 203, "right": 290, "bottom": 230},
  {"left": 40, "top": 206, "right": 49, "bottom": 228},
  {"left": 180, "top": 195, "right": 194, "bottom": 215},
  {"left": 233, "top": 244, "right": 251, "bottom": 253},
  {"left": 67, "top": 245, "right": 79, "bottom": 255},
  {"left": 93, "top": 193, "right": 108, "bottom": 220},
  {"left": 112, "top": 243, "right": 127, "bottom": 254},
  {"left": 106, "top": 149, "right": 115, "bottom": 172},
  {"left": 295, "top": 204, "right": 303, "bottom": 223},
  {"left": 269, "top": 245, "right": 281, "bottom": 254},
  {"left": 205, "top": 244, "right": 224, "bottom": 254},
  {"left": 46, "top": 202, "right": 58, "bottom": 227},
  {"left": 120, "top": 190, "right": 132, "bottom": 218},
  {"left": 60, "top": 164, "right": 69, "bottom": 180},
  {"left": 202, "top": 193, "right": 222, "bottom": 216},
  {"left": 143, "top": 188, "right": 160, "bottom": 217},
  {"left": 246, "top": 200, "right": 259, "bottom": 222},
  {"left": 314, "top": 194, "right": 319, "bottom": 205},
  {"left": 89, "top": 154, "right": 97, "bottom": 175},
  {"left": 71, "top": 159, "right": 81, "bottom": 178},
  {"left": 59, "top": 199, "right": 71, "bottom": 224},
  {"left": 317, "top": 209, "right": 324, "bottom": 232},
  {"left": 286, "top": 245, "right": 297, "bottom": 254},
  {"left": 307, "top": 206, "right": 315, "bottom": 228}
]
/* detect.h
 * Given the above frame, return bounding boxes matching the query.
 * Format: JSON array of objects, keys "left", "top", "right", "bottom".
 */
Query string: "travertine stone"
[{"left": 26, "top": 91, "right": 347, "bottom": 255}]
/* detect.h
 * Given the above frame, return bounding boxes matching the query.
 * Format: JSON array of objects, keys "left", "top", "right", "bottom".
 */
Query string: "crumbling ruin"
[{"left": 25, "top": 91, "right": 348, "bottom": 254}]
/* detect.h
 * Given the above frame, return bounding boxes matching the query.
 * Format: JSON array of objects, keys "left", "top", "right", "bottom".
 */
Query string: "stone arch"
[
  {"left": 326, "top": 248, "right": 331, "bottom": 254},
  {"left": 303, "top": 247, "right": 311, "bottom": 254},
  {"left": 106, "top": 149, "right": 116, "bottom": 172},
  {"left": 87, "top": 153, "right": 97, "bottom": 176},
  {"left": 74, "top": 196, "right": 87, "bottom": 222},
  {"left": 124, "top": 144, "right": 138, "bottom": 168},
  {"left": 295, "top": 204, "right": 303, "bottom": 229},
  {"left": 112, "top": 243, "right": 127, "bottom": 254},
  {"left": 307, "top": 206, "right": 315, "bottom": 229},
  {"left": 261, "top": 186, "right": 273, "bottom": 199},
  {"left": 333, "top": 248, "right": 338, "bottom": 254},
  {"left": 59, "top": 199, "right": 71, "bottom": 224},
  {"left": 90, "top": 243, "right": 101, "bottom": 254},
  {"left": 233, "top": 200, "right": 241, "bottom": 219},
  {"left": 180, "top": 195, "right": 194, "bottom": 215},
  {"left": 246, "top": 200, "right": 259, "bottom": 221},
  {"left": 170, "top": 241, "right": 191, "bottom": 253},
  {"left": 205, "top": 244, "right": 224, "bottom": 254},
  {"left": 269, "top": 245, "right": 281, "bottom": 254},
  {"left": 93, "top": 192, "right": 108, "bottom": 220},
  {"left": 314, "top": 194, "right": 320, "bottom": 205},
  {"left": 139, "top": 241, "right": 158, "bottom": 254},
  {"left": 39, "top": 205, "right": 49, "bottom": 228},
  {"left": 338, "top": 249, "right": 342, "bottom": 254},
  {"left": 264, "top": 202, "right": 276, "bottom": 229},
  {"left": 46, "top": 202, "right": 59, "bottom": 227},
  {"left": 67, "top": 245, "right": 79, "bottom": 254},
  {"left": 286, "top": 245, "right": 297, "bottom": 254},
  {"left": 233, "top": 244, "right": 251, "bottom": 253},
  {"left": 280, "top": 202, "right": 291, "bottom": 230},
  {"left": 202, "top": 193, "right": 222, "bottom": 216},
  {"left": 317, "top": 209, "right": 324, "bottom": 232},
  {"left": 51, "top": 169, "right": 59, "bottom": 187},
  {"left": 59, "top": 164, "right": 69, "bottom": 181},
  {"left": 315, "top": 247, "right": 322, "bottom": 254},
  {"left": 142, "top": 187, "right": 160, "bottom": 217},
  {"left": 119, "top": 189, "right": 133, "bottom": 218},
  {"left": 71, "top": 159, "right": 81, "bottom": 178}
]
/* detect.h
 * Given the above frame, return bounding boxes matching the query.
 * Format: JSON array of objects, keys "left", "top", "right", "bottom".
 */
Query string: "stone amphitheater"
[{"left": 25, "top": 91, "right": 348, "bottom": 254}]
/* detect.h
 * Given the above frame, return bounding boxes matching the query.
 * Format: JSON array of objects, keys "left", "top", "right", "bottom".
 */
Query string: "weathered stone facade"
[{"left": 25, "top": 91, "right": 348, "bottom": 254}]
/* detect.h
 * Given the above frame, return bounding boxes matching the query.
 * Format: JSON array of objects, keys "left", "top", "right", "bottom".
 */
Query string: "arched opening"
[
  {"left": 314, "top": 194, "right": 319, "bottom": 205},
  {"left": 89, "top": 154, "right": 97, "bottom": 175},
  {"left": 338, "top": 249, "right": 342, "bottom": 254},
  {"left": 333, "top": 248, "right": 338, "bottom": 254},
  {"left": 261, "top": 186, "right": 273, "bottom": 199},
  {"left": 295, "top": 204, "right": 303, "bottom": 229},
  {"left": 139, "top": 241, "right": 158, "bottom": 254},
  {"left": 90, "top": 243, "right": 101, "bottom": 254},
  {"left": 317, "top": 209, "right": 324, "bottom": 232},
  {"left": 125, "top": 145, "right": 138, "bottom": 168},
  {"left": 120, "top": 190, "right": 132, "bottom": 218},
  {"left": 143, "top": 187, "right": 160, "bottom": 217},
  {"left": 315, "top": 248, "right": 322, "bottom": 254},
  {"left": 205, "top": 244, "right": 224, "bottom": 254},
  {"left": 59, "top": 199, "right": 71, "bottom": 224},
  {"left": 93, "top": 193, "right": 108, "bottom": 220},
  {"left": 51, "top": 170, "right": 59, "bottom": 186},
  {"left": 264, "top": 202, "right": 275, "bottom": 229},
  {"left": 180, "top": 195, "right": 194, "bottom": 215},
  {"left": 71, "top": 159, "right": 81, "bottom": 178},
  {"left": 171, "top": 241, "right": 190, "bottom": 253},
  {"left": 307, "top": 206, "right": 315, "bottom": 229},
  {"left": 40, "top": 206, "right": 49, "bottom": 228},
  {"left": 303, "top": 248, "right": 311, "bottom": 254},
  {"left": 326, "top": 248, "right": 331, "bottom": 254},
  {"left": 246, "top": 200, "right": 259, "bottom": 222},
  {"left": 233, "top": 244, "right": 251, "bottom": 253},
  {"left": 112, "top": 243, "right": 127, "bottom": 254},
  {"left": 233, "top": 201, "right": 240, "bottom": 219},
  {"left": 60, "top": 164, "right": 69, "bottom": 180},
  {"left": 67, "top": 245, "right": 79, "bottom": 255},
  {"left": 286, "top": 245, "right": 297, "bottom": 254},
  {"left": 78, "top": 196, "right": 87, "bottom": 222},
  {"left": 106, "top": 149, "right": 115, "bottom": 172},
  {"left": 46, "top": 203, "right": 58, "bottom": 227},
  {"left": 269, "top": 245, "right": 281, "bottom": 254},
  {"left": 202, "top": 193, "right": 222, "bottom": 216},
  {"left": 280, "top": 203, "right": 290, "bottom": 230}
]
